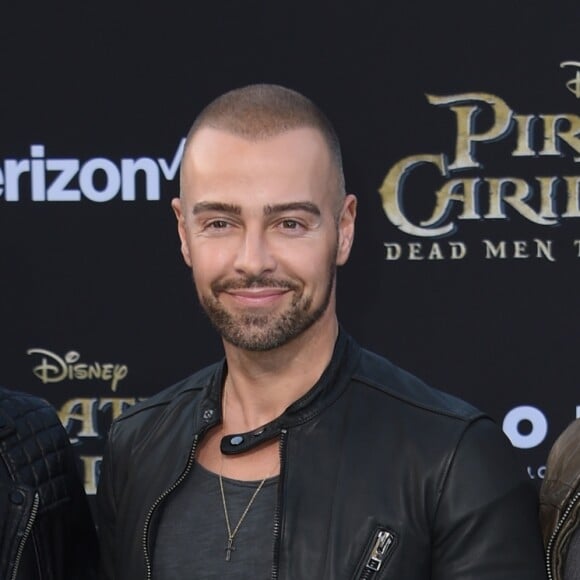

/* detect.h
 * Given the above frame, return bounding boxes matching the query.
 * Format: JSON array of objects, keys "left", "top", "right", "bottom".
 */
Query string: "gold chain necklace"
[
  {"left": 218, "top": 470, "right": 269, "bottom": 561},
  {"left": 219, "top": 382, "right": 274, "bottom": 561}
]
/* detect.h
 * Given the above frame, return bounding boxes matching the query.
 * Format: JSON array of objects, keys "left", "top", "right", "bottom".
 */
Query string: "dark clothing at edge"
[
  {"left": 0, "top": 386, "right": 98, "bottom": 580},
  {"left": 540, "top": 418, "right": 580, "bottom": 580}
]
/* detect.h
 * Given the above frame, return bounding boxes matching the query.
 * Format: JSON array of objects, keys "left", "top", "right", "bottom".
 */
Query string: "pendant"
[{"left": 225, "top": 538, "right": 235, "bottom": 561}]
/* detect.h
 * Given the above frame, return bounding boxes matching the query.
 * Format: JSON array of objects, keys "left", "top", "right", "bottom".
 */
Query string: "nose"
[{"left": 233, "top": 227, "right": 277, "bottom": 276}]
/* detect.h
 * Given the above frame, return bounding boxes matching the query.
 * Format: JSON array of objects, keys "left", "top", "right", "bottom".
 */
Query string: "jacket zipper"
[
  {"left": 142, "top": 434, "right": 200, "bottom": 580},
  {"left": 10, "top": 491, "right": 40, "bottom": 580},
  {"left": 545, "top": 489, "right": 580, "bottom": 580},
  {"left": 271, "top": 428, "right": 288, "bottom": 580},
  {"left": 357, "top": 529, "right": 394, "bottom": 580}
]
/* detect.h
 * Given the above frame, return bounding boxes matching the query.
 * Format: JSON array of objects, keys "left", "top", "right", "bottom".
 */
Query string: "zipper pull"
[{"left": 365, "top": 530, "right": 394, "bottom": 572}]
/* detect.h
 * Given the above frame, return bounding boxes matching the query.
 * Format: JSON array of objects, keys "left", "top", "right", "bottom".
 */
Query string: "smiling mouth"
[
  {"left": 224, "top": 287, "right": 291, "bottom": 305},
  {"left": 213, "top": 275, "right": 298, "bottom": 294},
  {"left": 227, "top": 287, "right": 288, "bottom": 297}
]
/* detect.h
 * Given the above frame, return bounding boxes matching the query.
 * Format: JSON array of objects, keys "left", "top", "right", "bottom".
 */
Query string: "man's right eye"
[{"left": 207, "top": 220, "right": 229, "bottom": 229}]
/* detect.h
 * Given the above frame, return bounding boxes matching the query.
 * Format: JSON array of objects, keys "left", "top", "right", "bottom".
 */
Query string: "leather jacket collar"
[{"left": 194, "top": 328, "right": 361, "bottom": 454}]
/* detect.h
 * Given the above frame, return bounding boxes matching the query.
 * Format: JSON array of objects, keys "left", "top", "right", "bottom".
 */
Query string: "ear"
[
  {"left": 171, "top": 197, "right": 192, "bottom": 267},
  {"left": 336, "top": 194, "right": 357, "bottom": 266}
]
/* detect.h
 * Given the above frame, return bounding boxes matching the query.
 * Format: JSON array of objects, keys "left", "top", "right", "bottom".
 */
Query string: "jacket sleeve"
[
  {"left": 96, "top": 421, "right": 120, "bottom": 580},
  {"left": 431, "top": 417, "right": 547, "bottom": 580}
]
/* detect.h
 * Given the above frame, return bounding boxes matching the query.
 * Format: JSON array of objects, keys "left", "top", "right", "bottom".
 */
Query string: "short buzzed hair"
[{"left": 182, "top": 84, "right": 346, "bottom": 197}]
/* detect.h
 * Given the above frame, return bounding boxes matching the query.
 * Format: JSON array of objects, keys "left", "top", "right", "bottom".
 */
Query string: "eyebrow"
[
  {"left": 263, "top": 202, "right": 321, "bottom": 217},
  {"left": 192, "top": 202, "right": 241, "bottom": 215}
]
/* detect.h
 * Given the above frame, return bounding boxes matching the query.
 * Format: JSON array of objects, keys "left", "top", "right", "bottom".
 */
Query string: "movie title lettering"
[{"left": 380, "top": 92, "right": 580, "bottom": 237}]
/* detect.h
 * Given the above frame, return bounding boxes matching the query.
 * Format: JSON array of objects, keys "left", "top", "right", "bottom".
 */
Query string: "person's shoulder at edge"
[
  {"left": 0, "top": 385, "right": 53, "bottom": 412},
  {"left": 0, "top": 386, "right": 68, "bottom": 437}
]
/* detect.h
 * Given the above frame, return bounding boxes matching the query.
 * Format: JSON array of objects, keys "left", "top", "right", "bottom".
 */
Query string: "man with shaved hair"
[{"left": 97, "top": 84, "right": 547, "bottom": 579}]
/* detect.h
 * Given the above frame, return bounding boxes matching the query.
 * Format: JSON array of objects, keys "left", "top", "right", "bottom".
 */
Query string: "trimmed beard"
[{"left": 198, "top": 263, "right": 337, "bottom": 352}]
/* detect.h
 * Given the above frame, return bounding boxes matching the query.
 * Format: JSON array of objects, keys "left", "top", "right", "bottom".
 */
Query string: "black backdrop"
[{"left": 1, "top": 0, "right": 578, "bottom": 495}]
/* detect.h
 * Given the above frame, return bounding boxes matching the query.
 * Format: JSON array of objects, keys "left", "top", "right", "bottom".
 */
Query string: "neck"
[{"left": 221, "top": 315, "right": 339, "bottom": 431}]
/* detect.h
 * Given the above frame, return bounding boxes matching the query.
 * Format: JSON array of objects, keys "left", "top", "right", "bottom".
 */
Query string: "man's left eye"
[{"left": 281, "top": 220, "right": 300, "bottom": 229}]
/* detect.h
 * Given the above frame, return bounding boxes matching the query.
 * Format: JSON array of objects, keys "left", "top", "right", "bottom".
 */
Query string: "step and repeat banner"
[{"left": 1, "top": 1, "right": 578, "bottom": 494}]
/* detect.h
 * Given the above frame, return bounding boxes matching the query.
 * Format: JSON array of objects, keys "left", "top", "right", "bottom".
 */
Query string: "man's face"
[{"left": 173, "top": 126, "right": 356, "bottom": 351}]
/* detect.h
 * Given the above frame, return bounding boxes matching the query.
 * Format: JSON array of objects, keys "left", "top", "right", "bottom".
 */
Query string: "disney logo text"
[{"left": 27, "top": 348, "right": 128, "bottom": 392}]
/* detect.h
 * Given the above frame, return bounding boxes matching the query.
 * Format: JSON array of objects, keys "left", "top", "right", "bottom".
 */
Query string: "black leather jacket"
[
  {"left": 0, "top": 387, "right": 98, "bottom": 580},
  {"left": 97, "top": 332, "right": 547, "bottom": 579}
]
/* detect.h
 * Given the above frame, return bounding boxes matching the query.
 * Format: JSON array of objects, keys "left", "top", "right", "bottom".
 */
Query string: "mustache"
[{"left": 212, "top": 276, "right": 299, "bottom": 293}]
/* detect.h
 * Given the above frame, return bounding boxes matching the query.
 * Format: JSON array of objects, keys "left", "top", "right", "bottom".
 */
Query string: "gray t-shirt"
[{"left": 152, "top": 461, "right": 278, "bottom": 579}]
